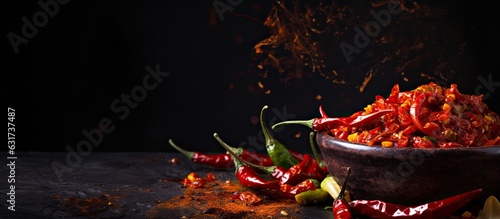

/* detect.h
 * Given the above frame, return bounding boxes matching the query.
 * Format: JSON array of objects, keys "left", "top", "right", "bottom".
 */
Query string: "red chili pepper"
[
  {"left": 168, "top": 139, "right": 274, "bottom": 169},
  {"left": 348, "top": 188, "right": 482, "bottom": 219},
  {"left": 289, "top": 149, "right": 305, "bottom": 162},
  {"left": 333, "top": 167, "right": 352, "bottom": 219},
  {"left": 279, "top": 154, "right": 311, "bottom": 185},
  {"left": 319, "top": 105, "right": 329, "bottom": 118},
  {"left": 279, "top": 154, "right": 325, "bottom": 185},
  {"left": 213, "top": 133, "right": 288, "bottom": 180},
  {"left": 410, "top": 93, "right": 442, "bottom": 138},
  {"left": 271, "top": 109, "right": 394, "bottom": 132},
  {"left": 279, "top": 179, "right": 319, "bottom": 198},
  {"left": 216, "top": 133, "right": 317, "bottom": 199}
]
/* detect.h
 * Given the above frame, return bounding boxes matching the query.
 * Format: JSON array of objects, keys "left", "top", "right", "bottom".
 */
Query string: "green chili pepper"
[
  {"left": 295, "top": 188, "right": 331, "bottom": 206},
  {"left": 260, "top": 105, "right": 299, "bottom": 168}
]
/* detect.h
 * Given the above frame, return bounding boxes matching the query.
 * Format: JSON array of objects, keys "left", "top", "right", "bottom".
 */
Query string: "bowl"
[{"left": 316, "top": 131, "right": 500, "bottom": 206}]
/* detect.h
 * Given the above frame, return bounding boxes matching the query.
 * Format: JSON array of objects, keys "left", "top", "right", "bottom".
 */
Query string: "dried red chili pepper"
[
  {"left": 289, "top": 149, "right": 305, "bottom": 162},
  {"left": 410, "top": 92, "right": 443, "bottom": 138},
  {"left": 168, "top": 139, "right": 274, "bottom": 169},
  {"left": 279, "top": 154, "right": 326, "bottom": 186},
  {"left": 271, "top": 109, "right": 394, "bottom": 132},
  {"left": 279, "top": 179, "right": 319, "bottom": 198},
  {"left": 349, "top": 188, "right": 482, "bottom": 219},
  {"left": 217, "top": 133, "right": 317, "bottom": 199},
  {"left": 213, "top": 133, "right": 288, "bottom": 180},
  {"left": 333, "top": 167, "right": 352, "bottom": 219}
]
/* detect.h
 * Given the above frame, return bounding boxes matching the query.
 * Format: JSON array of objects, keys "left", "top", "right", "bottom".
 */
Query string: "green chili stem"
[
  {"left": 271, "top": 119, "right": 315, "bottom": 130},
  {"left": 337, "top": 167, "right": 351, "bottom": 200},
  {"left": 260, "top": 105, "right": 276, "bottom": 146},
  {"left": 168, "top": 139, "right": 194, "bottom": 159},
  {"left": 213, "top": 133, "right": 243, "bottom": 171},
  {"left": 213, "top": 133, "right": 276, "bottom": 174},
  {"left": 309, "top": 132, "right": 324, "bottom": 168}
]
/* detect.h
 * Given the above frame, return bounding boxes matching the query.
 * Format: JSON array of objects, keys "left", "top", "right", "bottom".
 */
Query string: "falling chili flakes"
[
  {"left": 294, "top": 131, "right": 301, "bottom": 138},
  {"left": 258, "top": 81, "right": 264, "bottom": 89},
  {"left": 315, "top": 95, "right": 322, "bottom": 100}
]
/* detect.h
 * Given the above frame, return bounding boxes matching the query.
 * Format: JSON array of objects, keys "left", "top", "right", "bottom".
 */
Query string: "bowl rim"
[{"left": 317, "top": 131, "right": 500, "bottom": 150}]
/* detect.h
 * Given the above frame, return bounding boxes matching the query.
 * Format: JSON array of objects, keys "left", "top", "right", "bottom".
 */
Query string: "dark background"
[{"left": 3, "top": 0, "right": 499, "bottom": 155}]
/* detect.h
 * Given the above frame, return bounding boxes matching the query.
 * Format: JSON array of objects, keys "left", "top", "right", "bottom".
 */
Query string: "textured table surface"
[{"left": 0, "top": 152, "right": 333, "bottom": 219}]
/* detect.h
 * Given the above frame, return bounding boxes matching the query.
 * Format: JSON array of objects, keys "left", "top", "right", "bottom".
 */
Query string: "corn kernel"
[
  {"left": 348, "top": 133, "right": 358, "bottom": 142},
  {"left": 442, "top": 103, "right": 451, "bottom": 111},
  {"left": 381, "top": 141, "right": 393, "bottom": 147}
]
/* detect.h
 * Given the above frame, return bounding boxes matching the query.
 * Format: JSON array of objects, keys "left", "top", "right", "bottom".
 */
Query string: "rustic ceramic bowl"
[{"left": 316, "top": 131, "right": 500, "bottom": 206}]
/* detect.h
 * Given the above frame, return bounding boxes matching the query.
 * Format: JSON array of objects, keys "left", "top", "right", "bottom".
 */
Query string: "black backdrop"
[{"left": 4, "top": 0, "right": 499, "bottom": 155}]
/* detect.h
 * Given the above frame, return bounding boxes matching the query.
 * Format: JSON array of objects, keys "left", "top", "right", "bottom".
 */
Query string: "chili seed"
[
  {"left": 444, "top": 129, "right": 457, "bottom": 142},
  {"left": 280, "top": 210, "right": 288, "bottom": 216},
  {"left": 381, "top": 141, "right": 393, "bottom": 147},
  {"left": 442, "top": 103, "right": 451, "bottom": 111},
  {"left": 461, "top": 211, "right": 472, "bottom": 218}
]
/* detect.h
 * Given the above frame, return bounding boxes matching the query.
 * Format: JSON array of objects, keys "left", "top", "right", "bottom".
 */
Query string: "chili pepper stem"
[
  {"left": 213, "top": 133, "right": 244, "bottom": 171},
  {"left": 213, "top": 133, "right": 276, "bottom": 174},
  {"left": 337, "top": 167, "right": 351, "bottom": 200},
  {"left": 309, "top": 132, "right": 325, "bottom": 168},
  {"left": 271, "top": 119, "right": 315, "bottom": 130},
  {"left": 168, "top": 139, "right": 195, "bottom": 159},
  {"left": 261, "top": 105, "right": 278, "bottom": 145}
]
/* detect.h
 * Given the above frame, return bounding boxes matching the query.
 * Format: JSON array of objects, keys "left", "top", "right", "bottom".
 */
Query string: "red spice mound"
[{"left": 331, "top": 82, "right": 500, "bottom": 148}]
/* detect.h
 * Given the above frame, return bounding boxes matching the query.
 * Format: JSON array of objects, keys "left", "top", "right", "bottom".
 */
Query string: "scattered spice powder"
[
  {"left": 148, "top": 174, "right": 303, "bottom": 219},
  {"left": 58, "top": 193, "right": 123, "bottom": 217}
]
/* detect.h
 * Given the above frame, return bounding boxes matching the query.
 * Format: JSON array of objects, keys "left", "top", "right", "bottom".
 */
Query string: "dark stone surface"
[{"left": 0, "top": 152, "right": 333, "bottom": 219}]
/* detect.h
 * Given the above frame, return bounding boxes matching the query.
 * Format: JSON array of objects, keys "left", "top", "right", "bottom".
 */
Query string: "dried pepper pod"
[
  {"left": 169, "top": 139, "right": 233, "bottom": 169},
  {"left": 169, "top": 139, "right": 274, "bottom": 169},
  {"left": 271, "top": 109, "right": 394, "bottom": 132},
  {"left": 215, "top": 133, "right": 317, "bottom": 199},
  {"left": 279, "top": 153, "right": 326, "bottom": 186},
  {"left": 349, "top": 188, "right": 483, "bottom": 219}
]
